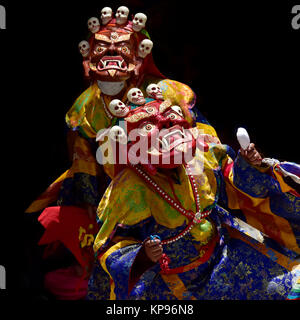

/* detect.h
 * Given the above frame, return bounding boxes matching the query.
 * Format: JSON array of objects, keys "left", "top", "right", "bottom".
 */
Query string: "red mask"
[
  {"left": 96, "top": 98, "right": 209, "bottom": 176},
  {"left": 80, "top": 16, "right": 165, "bottom": 83},
  {"left": 89, "top": 27, "right": 139, "bottom": 82},
  {"left": 124, "top": 99, "right": 204, "bottom": 175}
]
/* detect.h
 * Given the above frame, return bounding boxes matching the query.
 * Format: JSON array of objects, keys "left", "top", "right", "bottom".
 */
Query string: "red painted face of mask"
[
  {"left": 80, "top": 11, "right": 165, "bottom": 84},
  {"left": 124, "top": 99, "right": 199, "bottom": 175},
  {"left": 89, "top": 29, "right": 138, "bottom": 82}
]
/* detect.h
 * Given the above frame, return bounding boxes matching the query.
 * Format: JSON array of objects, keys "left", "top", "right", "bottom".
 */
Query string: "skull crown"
[
  {"left": 87, "top": 6, "right": 148, "bottom": 33},
  {"left": 80, "top": 7, "right": 153, "bottom": 64},
  {"left": 127, "top": 88, "right": 146, "bottom": 105},
  {"left": 108, "top": 99, "right": 130, "bottom": 118},
  {"left": 146, "top": 84, "right": 163, "bottom": 100}
]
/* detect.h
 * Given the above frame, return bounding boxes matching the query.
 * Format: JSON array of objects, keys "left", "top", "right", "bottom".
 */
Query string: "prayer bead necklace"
[
  {"left": 129, "top": 163, "right": 212, "bottom": 244},
  {"left": 100, "top": 94, "right": 114, "bottom": 120}
]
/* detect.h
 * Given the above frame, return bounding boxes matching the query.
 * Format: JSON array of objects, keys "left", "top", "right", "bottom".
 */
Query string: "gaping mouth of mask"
[
  {"left": 98, "top": 56, "right": 127, "bottom": 70},
  {"left": 89, "top": 56, "right": 136, "bottom": 77},
  {"left": 147, "top": 126, "right": 194, "bottom": 156}
]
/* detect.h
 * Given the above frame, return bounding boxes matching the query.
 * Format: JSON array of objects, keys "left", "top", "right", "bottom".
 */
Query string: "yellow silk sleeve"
[
  {"left": 158, "top": 79, "right": 195, "bottom": 125},
  {"left": 71, "top": 133, "right": 100, "bottom": 176}
]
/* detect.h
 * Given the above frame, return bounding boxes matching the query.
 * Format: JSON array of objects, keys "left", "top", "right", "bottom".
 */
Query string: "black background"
[{"left": 0, "top": 0, "right": 299, "bottom": 297}]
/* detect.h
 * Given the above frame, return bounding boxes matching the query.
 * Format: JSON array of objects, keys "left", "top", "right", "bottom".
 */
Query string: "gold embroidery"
[
  {"left": 79, "top": 226, "right": 95, "bottom": 248},
  {"left": 115, "top": 34, "right": 131, "bottom": 42},
  {"left": 159, "top": 99, "right": 172, "bottom": 113},
  {"left": 95, "top": 33, "right": 131, "bottom": 43},
  {"left": 125, "top": 112, "right": 151, "bottom": 123},
  {"left": 95, "top": 34, "right": 111, "bottom": 42}
]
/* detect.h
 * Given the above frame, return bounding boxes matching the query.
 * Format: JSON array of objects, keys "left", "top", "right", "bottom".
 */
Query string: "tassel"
[{"left": 159, "top": 253, "right": 171, "bottom": 273}]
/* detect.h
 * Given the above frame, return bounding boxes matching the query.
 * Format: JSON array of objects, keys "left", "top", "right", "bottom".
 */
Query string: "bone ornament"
[
  {"left": 101, "top": 7, "right": 112, "bottom": 25},
  {"left": 138, "top": 39, "right": 153, "bottom": 58},
  {"left": 146, "top": 83, "right": 163, "bottom": 100},
  {"left": 171, "top": 105, "right": 183, "bottom": 117},
  {"left": 127, "top": 88, "right": 146, "bottom": 105},
  {"left": 78, "top": 40, "right": 90, "bottom": 58},
  {"left": 88, "top": 17, "right": 100, "bottom": 33},
  {"left": 115, "top": 6, "right": 129, "bottom": 25},
  {"left": 132, "top": 13, "right": 147, "bottom": 32},
  {"left": 108, "top": 99, "right": 130, "bottom": 118},
  {"left": 236, "top": 127, "right": 251, "bottom": 150}
]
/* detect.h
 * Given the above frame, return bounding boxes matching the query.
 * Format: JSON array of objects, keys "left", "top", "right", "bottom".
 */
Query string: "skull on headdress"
[
  {"left": 146, "top": 83, "right": 163, "bottom": 100},
  {"left": 87, "top": 17, "right": 100, "bottom": 33},
  {"left": 97, "top": 98, "right": 208, "bottom": 175},
  {"left": 79, "top": 6, "right": 159, "bottom": 83},
  {"left": 108, "top": 99, "right": 130, "bottom": 118}
]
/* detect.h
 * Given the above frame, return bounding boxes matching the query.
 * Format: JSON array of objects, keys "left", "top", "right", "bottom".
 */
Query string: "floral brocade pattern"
[
  {"left": 87, "top": 234, "right": 300, "bottom": 300},
  {"left": 89, "top": 140, "right": 300, "bottom": 300},
  {"left": 85, "top": 86, "right": 300, "bottom": 300},
  {"left": 195, "top": 238, "right": 297, "bottom": 300}
]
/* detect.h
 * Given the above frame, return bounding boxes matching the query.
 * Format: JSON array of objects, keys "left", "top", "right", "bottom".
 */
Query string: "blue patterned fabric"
[
  {"left": 106, "top": 244, "right": 141, "bottom": 299},
  {"left": 57, "top": 173, "right": 102, "bottom": 207},
  {"left": 87, "top": 215, "right": 300, "bottom": 300},
  {"left": 87, "top": 262, "right": 110, "bottom": 300},
  {"left": 87, "top": 140, "right": 300, "bottom": 300}
]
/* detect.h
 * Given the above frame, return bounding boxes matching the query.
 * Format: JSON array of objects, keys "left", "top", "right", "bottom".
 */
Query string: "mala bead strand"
[
  {"left": 101, "top": 94, "right": 114, "bottom": 120},
  {"left": 129, "top": 163, "right": 212, "bottom": 245}
]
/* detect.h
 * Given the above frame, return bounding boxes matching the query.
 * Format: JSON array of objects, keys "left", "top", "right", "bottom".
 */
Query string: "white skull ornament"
[
  {"left": 108, "top": 99, "right": 130, "bottom": 118},
  {"left": 127, "top": 88, "right": 146, "bottom": 105},
  {"left": 138, "top": 39, "right": 153, "bottom": 58},
  {"left": 87, "top": 17, "right": 100, "bottom": 33},
  {"left": 132, "top": 13, "right": 147, "bottom": 32},
  {"left": 115, "top": 6, "right": 129, "bottom": 25},
  {"left": 78, "top": 40, "right": 90, "bottom": 58},
  {"left": 170, "top": 105, "right": 184, "bottom": 117},
  {"left": 101, "top": 7, "right": 112, "bottom": 25},
  {"left": 146, "top": 84, "right": 163, "bottom": 100}
]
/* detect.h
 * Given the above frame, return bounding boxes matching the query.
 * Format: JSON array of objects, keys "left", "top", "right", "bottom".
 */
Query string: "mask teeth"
[
  {"left": 147, "top": 146, "right": 161, "bottom": 156},
  {"left": 158, "top": 129, "right": 186, "bottom": 150}
]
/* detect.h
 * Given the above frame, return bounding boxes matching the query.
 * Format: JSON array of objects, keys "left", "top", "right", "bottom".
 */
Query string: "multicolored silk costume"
[
  {"left": 26, "top": 7, "right": 300, "bottom": 300},
  {"left": 87, "top": 95, "right": 300, "bottom": 300}
]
